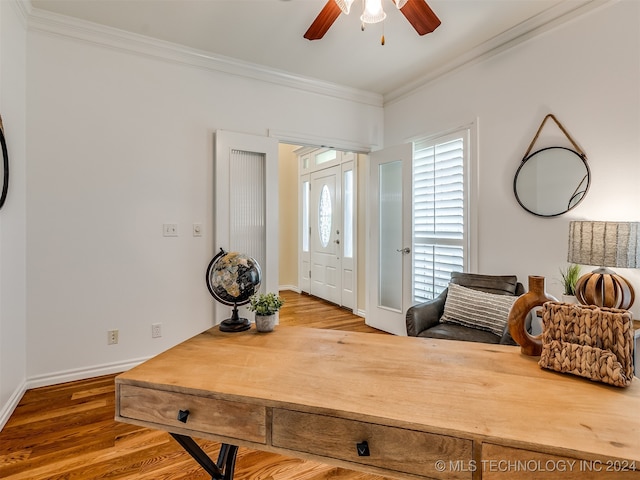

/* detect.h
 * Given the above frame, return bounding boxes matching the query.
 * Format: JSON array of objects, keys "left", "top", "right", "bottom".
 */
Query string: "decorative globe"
[{"left": 206, "top": 249, "right": 262, "bottom": 332}]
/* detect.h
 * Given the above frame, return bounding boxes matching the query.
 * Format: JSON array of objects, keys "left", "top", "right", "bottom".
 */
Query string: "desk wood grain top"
[{"left": 116, "top": 326, "right": 640, "bottom": 464}]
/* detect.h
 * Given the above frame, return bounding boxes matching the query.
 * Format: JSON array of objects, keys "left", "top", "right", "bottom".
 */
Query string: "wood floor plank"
[{"left": 0, "top": 292, "right": 390, "bottom": 480}]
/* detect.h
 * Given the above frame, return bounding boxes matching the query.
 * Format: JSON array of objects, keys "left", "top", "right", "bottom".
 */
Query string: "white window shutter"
[{"left": 413, "top": 133, "right": 467, "bottom": 302}]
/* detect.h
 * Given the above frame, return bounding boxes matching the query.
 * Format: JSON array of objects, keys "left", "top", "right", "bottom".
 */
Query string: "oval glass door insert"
[{"left": 319, "top": 184, "right": 332, "bottom": 247}]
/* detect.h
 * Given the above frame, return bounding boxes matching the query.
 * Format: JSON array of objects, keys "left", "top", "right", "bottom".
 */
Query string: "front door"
[
  {"left": 310, "top": 165, "right": 342, "bottom": 304},
  {"left": 367, "top": 144, "right": 412, "bottom": 335}
]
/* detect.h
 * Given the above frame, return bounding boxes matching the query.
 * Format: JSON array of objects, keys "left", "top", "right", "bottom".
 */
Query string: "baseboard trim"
[
  {"left": 1, "top": 357, "right": 153, "bottom": 431},
  {"left": 25, "top": 356, "right": 151, "bottom": 390},
  {"left": 0, "top": 381, "right": 27, "bottom": 431},
  {"left": 279, "top": 285, "right": 301, "bottom": 293}
]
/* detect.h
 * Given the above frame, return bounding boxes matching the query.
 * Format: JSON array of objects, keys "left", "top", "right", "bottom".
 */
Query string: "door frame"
[
  {"left": 296, "top": 147, "right": 359, "bottom": 312},
  {"left": 213, "top": 130, "right": 279, "bottom": 325}
]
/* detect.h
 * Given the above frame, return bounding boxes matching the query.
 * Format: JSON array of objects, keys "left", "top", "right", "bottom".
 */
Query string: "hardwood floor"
[
  {"left": 0, "top": 291, "right": 390, "bottom": 480},
  {"left": 278, "top": 291, "right": 384, "bottom": 334}
]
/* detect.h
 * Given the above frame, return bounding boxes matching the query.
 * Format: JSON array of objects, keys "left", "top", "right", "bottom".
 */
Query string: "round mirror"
[{"left": 513, "top": 147, "right": 590, "bottom": 217}]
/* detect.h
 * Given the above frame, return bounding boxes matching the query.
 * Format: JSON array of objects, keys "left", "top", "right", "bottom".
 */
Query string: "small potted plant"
[
  {"left": 559, "top": 263, "right": 581, "bottom": 304},
  {"left": 248, "top": 292, "right": 284, "bottom": 332}
]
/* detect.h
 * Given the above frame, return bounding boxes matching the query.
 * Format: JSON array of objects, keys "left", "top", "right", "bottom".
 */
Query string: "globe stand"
[
  {"left": 206, "top": 248, "right": 261, "bottom": 333},
  {"left": 219, "top": 304, "right": 251, "bottom": 332}
]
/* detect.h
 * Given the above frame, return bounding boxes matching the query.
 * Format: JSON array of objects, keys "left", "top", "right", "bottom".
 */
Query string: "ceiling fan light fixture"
[
  {"left": 334, "top": 0, "right": 355, "bottom": 14},
  {"left": 361, "top": 0, "right": 387, "bottom": 24},
  {"left": 304, "top": 0, "right": 440, "bottom": 41}
]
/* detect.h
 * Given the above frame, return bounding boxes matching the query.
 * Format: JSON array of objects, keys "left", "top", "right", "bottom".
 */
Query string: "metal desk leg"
[
  {"left": 170, "top": 433, "right": 238, "bottom": 480},
  {"left": 217, "top": 443, "right": 239, "bottom": 480}
]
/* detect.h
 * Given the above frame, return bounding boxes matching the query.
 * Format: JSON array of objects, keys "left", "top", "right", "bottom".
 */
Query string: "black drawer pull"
[
  {"left": 177, "top": 409, "right": 190, "bottom": 423},
  {"left": 356, "top": 441, "right": 370, "bottom": 456}
]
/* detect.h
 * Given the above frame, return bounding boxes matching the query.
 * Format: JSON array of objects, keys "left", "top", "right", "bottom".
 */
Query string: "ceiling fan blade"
[
  {"left": 304, "top": 1, "right": 342, "bottom": 40},
  {"left": 399, "top": 0, "right": 441, "bottom": 36}
]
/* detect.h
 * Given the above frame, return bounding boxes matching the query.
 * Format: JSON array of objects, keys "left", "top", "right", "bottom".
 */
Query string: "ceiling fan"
[{"left": 304, "top": 0, "right": 441, "bottom": 41}]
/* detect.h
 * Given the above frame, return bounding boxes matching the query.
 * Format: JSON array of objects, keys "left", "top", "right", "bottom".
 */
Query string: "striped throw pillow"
[{"left": 441, "top": 283, "right": 518, "bottom": 337}]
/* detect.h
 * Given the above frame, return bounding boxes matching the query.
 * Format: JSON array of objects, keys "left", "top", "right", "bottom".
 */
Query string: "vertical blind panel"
[
  {"left": 230, "top": 149, "right": 266, "bottom": 285},
  {"left": 413, "top": 135, "right": 466, "bottom": 302}
]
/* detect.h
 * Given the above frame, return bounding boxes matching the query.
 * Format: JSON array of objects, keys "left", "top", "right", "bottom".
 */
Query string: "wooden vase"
[{"left": 508, "top": 275, "right": 556, "bottom": 356}]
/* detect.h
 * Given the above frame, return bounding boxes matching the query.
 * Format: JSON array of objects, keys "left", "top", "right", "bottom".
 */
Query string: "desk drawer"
[
  {"left": 482, "top": 444, "right": 639, "bottom": 480},
  {"left": 272, "top": 409, "right": 472, "bottom": 479},
  {"left": 118, "top": 384, "right": 266, "bottom": 444}
]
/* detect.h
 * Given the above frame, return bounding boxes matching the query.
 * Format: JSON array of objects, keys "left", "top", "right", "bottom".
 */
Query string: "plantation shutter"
[{"left": 413, "top": 131, "right": 467, "bottom": 302}]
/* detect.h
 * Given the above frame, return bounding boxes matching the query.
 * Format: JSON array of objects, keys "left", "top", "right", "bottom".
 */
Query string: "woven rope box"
[{"left": 539, "top": 302, "right": 634, "bottom": 387}]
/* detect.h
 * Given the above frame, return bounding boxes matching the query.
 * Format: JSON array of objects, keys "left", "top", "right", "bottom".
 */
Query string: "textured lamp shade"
[
  {"left": 334, "top": 0, "right": 355, "bottom": 14},
  {"left": 361, "top": 0, "right": 387, "bottom": 23},
  {"left": 567, "top": 221, "right": 640, "bottom": 309}
]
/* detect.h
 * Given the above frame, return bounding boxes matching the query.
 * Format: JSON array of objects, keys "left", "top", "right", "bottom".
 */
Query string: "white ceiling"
[{"left": 29, "top": 0, "right": 597, "bottom": 97}]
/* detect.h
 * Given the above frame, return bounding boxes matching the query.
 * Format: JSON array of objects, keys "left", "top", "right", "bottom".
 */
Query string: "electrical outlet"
[
  {"left": 163, "top": 224, "right": 178, "bottom": 237},
  {"left": 152, "top": 323, "right": 162, "bottom": 338},
  {"left": 108, "top": 329, "right": 119, "bottom": 345}
]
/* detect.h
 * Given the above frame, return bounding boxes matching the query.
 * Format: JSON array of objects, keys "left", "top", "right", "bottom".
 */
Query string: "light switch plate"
[{"left": 163, "top": 224, "right": 178, "bottom": 237}]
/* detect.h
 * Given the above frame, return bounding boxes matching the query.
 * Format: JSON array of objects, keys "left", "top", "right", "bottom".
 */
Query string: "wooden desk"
[{"left": 115, "top": 327, "right": 640, "bottom": 480}]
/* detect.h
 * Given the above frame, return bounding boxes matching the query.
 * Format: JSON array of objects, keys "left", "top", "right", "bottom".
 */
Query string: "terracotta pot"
[{"left": 508, "top": 275, "right": 557, "bottom": 356}]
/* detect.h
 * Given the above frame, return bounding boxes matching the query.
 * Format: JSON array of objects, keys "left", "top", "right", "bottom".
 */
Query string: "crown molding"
[
  {"left": 9, "top": 0, "right": 31, "bottom": 27},
  {"left": 23, "top": 0, "right": 610, "bottom": 109},
  {"left": 384, "top": 0, "right": 612, "bottom": 105},
  {"left": 25, "top": 5, "right": 383, "bottom": 109}
]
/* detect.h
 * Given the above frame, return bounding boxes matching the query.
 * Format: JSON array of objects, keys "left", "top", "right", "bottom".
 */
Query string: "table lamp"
[{"left": 567, "top": 221, "right": 639, "bottom": 309}]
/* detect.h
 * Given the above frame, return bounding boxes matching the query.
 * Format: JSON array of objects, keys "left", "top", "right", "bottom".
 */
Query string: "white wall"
[
  {"left": 384, "top": 1, "right": 640, "bottom": 318},
  {"left": 3, "top": 0, "right": 637, "bottom": 422},
  {"left": 0, "top": 0, "right": 27, "bottom": 428},
  {"left": 24, "top": 21, "right": 383, "bottom": 385}
]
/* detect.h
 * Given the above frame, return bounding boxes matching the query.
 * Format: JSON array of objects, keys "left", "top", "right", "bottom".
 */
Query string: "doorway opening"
[{"left": 278, "top": 144, "right": 360, "bottom": 313}]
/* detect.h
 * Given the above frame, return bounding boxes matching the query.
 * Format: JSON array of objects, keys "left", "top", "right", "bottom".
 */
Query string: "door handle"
[{"left": 396, "top": 247, "right": 410, "bottom": 254}]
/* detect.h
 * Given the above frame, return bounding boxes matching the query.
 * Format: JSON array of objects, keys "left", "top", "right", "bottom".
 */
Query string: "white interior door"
[
  {"left": 367, "top": 144, "right": 412, "bottom": 335},
  {"left": 310, "top": 165, "right": 342, "bottom": 304},
  {"left": 213, "top": 130, "right": 279, "bottom": 325}
]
